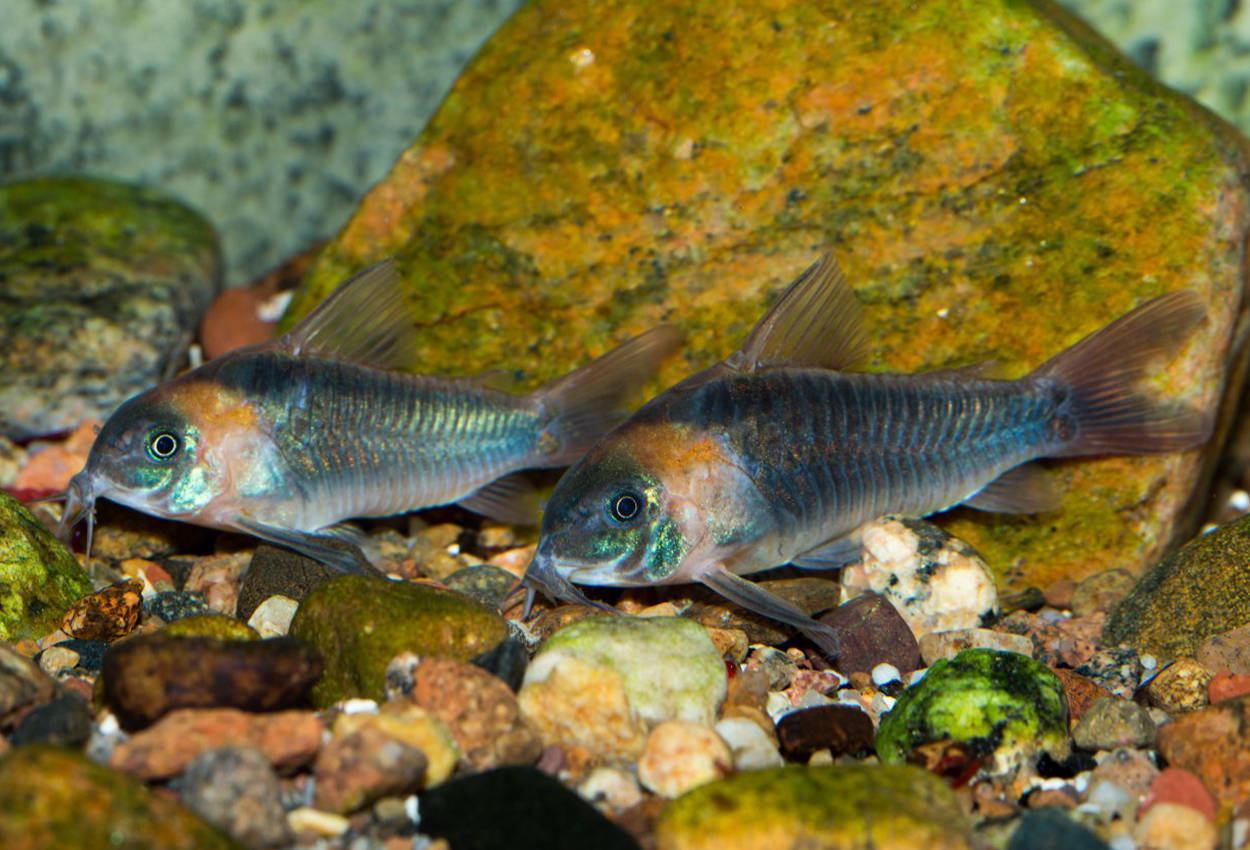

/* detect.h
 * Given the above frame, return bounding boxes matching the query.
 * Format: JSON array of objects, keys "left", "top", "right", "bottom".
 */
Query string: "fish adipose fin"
[
  {"left": 696, "top": 563, "right": 842, "bottom": 658},
  {"left": 234, "top": 517, "right": 382, "bottom": 576},
  {"left": 457, "top": 472, "right": 543, "bottom": 525},
  {"left": 1033, "top": 290, "right": 1214, "bottom": 457},
  {"left": 279, "top": 259, "right": 424, "bottom": 372},
  {"left": 729, "top": 252, "right": 869, "bottom": 373},
  {"left": 534, "top": 326, "right": 683, "bottom": 466},
  {"left": 963, "top": 463, "right": 1063, "bottom": 513}
]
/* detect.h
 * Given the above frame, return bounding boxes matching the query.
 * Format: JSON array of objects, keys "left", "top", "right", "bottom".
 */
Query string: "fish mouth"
[{"left": 57, "top": 471, "right": 99, "bottom": 564}]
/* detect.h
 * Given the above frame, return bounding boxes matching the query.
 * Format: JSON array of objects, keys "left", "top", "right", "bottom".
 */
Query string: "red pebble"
[
  {"left": 1209, "top": 669, "right": 1250, "bottom": 704},
  {"left": 1140, "top": 768, "right": 1217, "bottom": 823}
]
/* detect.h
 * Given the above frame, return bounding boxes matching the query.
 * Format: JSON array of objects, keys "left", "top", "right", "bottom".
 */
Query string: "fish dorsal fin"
[
  {"left": 729, "top": 252, "right": 869, "bottom": 373},
  {"left": 279, "top": 259, "right": 422, "bottom": 371}
]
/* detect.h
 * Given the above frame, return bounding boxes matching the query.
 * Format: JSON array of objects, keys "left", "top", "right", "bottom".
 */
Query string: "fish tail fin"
[
  {"left": 1033, "top": 290, "right": 1213, "bottom": 458},
  {"left": 533, "top": 326, "right": 683, "bottom": 465}
]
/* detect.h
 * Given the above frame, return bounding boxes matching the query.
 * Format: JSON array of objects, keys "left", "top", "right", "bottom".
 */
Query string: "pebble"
[
  {"left": 1076, "top": 647, "right": 1143, "bottom": 698},
  {"left": 245, "top": 595, "right": 299, "bottom": 638},
  {"left": 180, "top": 745, "right": 294, "bottom": 849},
  {"left": 1142, "top": 768, "right": 1218, "bottom": 823},
  {"left": 313, "top": 720, "right": 429, "bottom": 814},
  {"left": 0, "top": 489, "right": 92, "bottom": 643},
  {"left": 839, "top": 516, "right": 999, "bottom": 638},
  {"left": 1210, "top": 669, "right": 1250, "bottom": 703},
  {"left": 1145, "top": 658, "right": 1212, "bottom": 714},
  {"left": 1071, "top": 569, "right": 1136, "bottom": 619},
  {"left": 162, "top": 613, "right": 259, "bottom": 641},
  {"left": 287, "top": 807, "right": 351, "bottom": 838},
  {"left": 577, "top": 765, "right": 644, "bottom": 813},
  {"left": 443, "top": 564, "right": 518, "bottom": 609},
  {"left": 418, "top": 765, "right": 639, "bottom": 850},
  {"left": 776, "top": 705, "right": 876, "bottom": 761},
  {"left": 637, "top": 720, "right": 732, "bottom": 798},
  {"left": 235, "top": 545, "right": 341, "bottom": 623},
  {"left": 183, "top": 552, "right": 251, "bottom": 616},
  {"left": 819, "top": 590, "right": 923, "bottom": 676},
  {"left": 37, "top": 639, "right": 108, "bottom": 676},
  {"left": 0, "top": 643, "right": 56, "bottom": 726},
  {"left": 1156, "top": 693, "right": 1250, "bottom": 807},
  {"left": 918, "top": 627, "right": 1034, "bottom": 666},
  {"left": 60, "top": 578, "right": 144, "bottom": 641},
  {"left": 333, "top": 702, "right": 460, "bottom": 787},
  {"left": 714, "top": 715, "right": 784, "bottom": 770},
  {"left": 1196, "top": 623, "right": 1250, "bottom": 676},
  {"left": 146, "top": 590, "right": 211, "bottom": 623},
  {"left": 1089, "top": 748, "right": 1160, "bottom": 802},
  {"left": 101, "top": 632, "right": 322, "bottom": 730},
  {"left": 1071, "top": 696, "right": 1156, "bottom": 751},
  {"left": 876, "top": 648, "right": 1071, "bottom": 774},
  {"left": 10, "top": 692, "right": 93, "bottom": 748},
  {"left": 468, "top": 636, "right": 530, "bottom": 692},
  {"left": 518, "top": 616, "right": 727, "bottom": 761},
  {"left": 289, "top": 574, "right": 508, "bottom": 707},
  {"left": 1049, "top": 668, "right": 1113, "bottom": 721},
  {"left": 1006, "top": 806, "right": 1111, "bottom": 850},
  {"left": 1133, "top": 802, "right": 1217, "bottom": 850},
  {"left": 110, "top": 707, "right": 322, "bottom": 781},
  {"left": 397, "top": 654, "right": 541, "bottom": 770}
]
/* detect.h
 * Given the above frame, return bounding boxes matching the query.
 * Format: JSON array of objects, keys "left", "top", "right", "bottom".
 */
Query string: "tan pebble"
[
  {"left": 637, "top": 720, "right": 731, "bottom": 799},
  {"left": 420, "top": 523, "right": 463, "bottom": 549},
  {"left": 918, "top": 628, "right": 1033, "bottom": 666},
  {"left": 287, "top": 807, "right": 351, "bottom": 837},
  {"left": 1071, "top": 569, "right": 1135, "bottom": 618},
  {"left": 1147, "top": 658, "right": 1213, "bottom": 714},
  {"left": 1134, "top": 801, "right": 1217, "bottom": 850},
  {"left": 577, "top": 766, "right": 643, "bottom": 812},
  {"left": 704, "top": 626, "right": 749, "bottom": 662},
  {"left": 518, "top": 654, "right": 644, "bottom": 761},
  {"left": 37, "top": 646, "right": 81, "bottom": 675},
  {"left": 478, "top": 524, "right": 519, "bottom": 550},
  {"left": 637, "top": 601, "right": 687, "bottom": 618},
  {"left": 488, "top": 544, "right": 536, "bottom": 578},
  {"left": 715, "top": 716, "right": 783, "bottom": 770},
  {"left": 246, "top": 595, "right": 299, "bottom": 638},
  {"left": 334, "top": 704, "right": 460, "bottom": 787}
]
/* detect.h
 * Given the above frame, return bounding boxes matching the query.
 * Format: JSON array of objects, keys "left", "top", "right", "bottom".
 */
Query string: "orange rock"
[
  {"left": 1050, "top": 668, "right": 1112, "bottom": 722},
  {"left": 1156, "top": 694, "right": 1250, "bottom": 807},
  {"left": 13, "top": 419, "right": 101, "bottom": 492},
  {"left": 1209, "top": 669, "right": 1250, "bottom": 704},
  {"left": 1141, "top": 768, "right": 1217, "bottom": 823}
]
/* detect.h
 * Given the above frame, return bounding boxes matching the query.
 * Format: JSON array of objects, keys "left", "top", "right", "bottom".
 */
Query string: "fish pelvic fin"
[
  {"left": 728, "top": 252, "right": 869, "bottom": 373},
  {"left": 279, "top": 259, "right": 425, "bottom": 372},
  {"left": 1034, "top": 290, "right": 1214, "bottom": 457},
  {"left": 696, "top": 562, "right": 842, "bottom": 660},
  {"left": 532, "top": 326, "right": 683, "bottom": 466}
]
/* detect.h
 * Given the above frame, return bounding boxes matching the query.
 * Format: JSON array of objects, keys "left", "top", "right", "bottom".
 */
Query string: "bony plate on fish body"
[
  {"left": 57, "top": 260, "right": 682, "bottom": 573},
  {"left": 526, "top": 253, "right": 1214, "bottom": 659}
]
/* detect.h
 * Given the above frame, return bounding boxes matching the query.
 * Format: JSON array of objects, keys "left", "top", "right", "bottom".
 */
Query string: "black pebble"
[
  {"left": 1006, "top": 807, "right": 1110, "bottom": 850},
  {"left": 11, "top": 693, "right": 93, "bottom": 748},
  {"left": 146, "top": 590, "right": 210, "bottom": 623},
  {"left": 418, "top": 766, "right": 640, "bottom": 850},
  {"left": 470, "top": 637, "right": 529, "bottom": 692}
]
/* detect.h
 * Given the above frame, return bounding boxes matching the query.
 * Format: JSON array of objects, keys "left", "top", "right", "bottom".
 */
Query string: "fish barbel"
[
  {"left": 528, "top": 253, "right": 1213, "bottom": 657},
  {"left": 59, "top": 260, "right": 680, "bottom": 572}
]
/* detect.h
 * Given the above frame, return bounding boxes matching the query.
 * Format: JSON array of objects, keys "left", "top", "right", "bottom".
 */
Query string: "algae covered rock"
[
  {"left": 0, "top": 744, "right": 244, "bottom": 850},
  {"left": 0, "top": 490, "right": 91, "bottom": 642},
  {"left": 876, "top": 648, "right": 1070, "bottom": 773},
  {"left": 289, "top": 575, "right": 507, "bottom": 707},
  {"left": 163, "top": 613, "right": 260, "bottom": 641},
  {"left": 291, "top": 0, "right": 1248, "bottom": 593},
  {"left": 655, "top": 764, "right": 972, "bottom": 850},
  {"left": 0, "top": 177, "right": 221, "bottom": 439},
  {"left": 1104, "top": 515, "right": 1250, "bottom": 658},
  {"left": 518, "top": 616, "right": 727, "bottom": 761}
]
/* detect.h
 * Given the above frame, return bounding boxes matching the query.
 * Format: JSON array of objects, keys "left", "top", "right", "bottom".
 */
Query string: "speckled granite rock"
[
  {"left": 292, "top": 0, "right": 1247, "bottom": 593},
  {"left": 0, "top": 490, "right": 91, "bottom": 641},
  {"left": 0, "top": 745, "right": 244, "bottom": 850},
  {"left": 0, "top": 177, "right": 220, "bottom": 439},
  {"left": 1105, "top": 515, "right": 1250, "bottom": 658},
  {"left": 655, "top": 764, "right": 972, "bottom": 850},
  {"left": 0, "top": 0, "right": 525, "bottom": 287}
]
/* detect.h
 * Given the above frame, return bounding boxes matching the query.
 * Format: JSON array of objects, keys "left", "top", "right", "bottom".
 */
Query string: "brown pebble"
[
  {"left": 1209, "top": 669, "right": 1250, "bottom": 704},
  {"left": 1156, "top": 693, "right": 1250, "bottom": 807},
  {"left": 314, "top": 724, "right": 428, "bottom": 814},
  {"left": 1043, "top": 579, "right": 1077, "bottom": 610},
  {"left": 61, "top": 578, "right": 144, "bottom": 641},
  {"left": 775, "top": 705, "right": 875, "bottom": 761},
  {"left": 1050, "top": 667, "right": 1112, "bottom": 721},
  {"left": 1146, "top": 658, "right": 1212, "bottom": 715},
  {"left": 819, "top": 591, "right": 922, "bottom": 676}
]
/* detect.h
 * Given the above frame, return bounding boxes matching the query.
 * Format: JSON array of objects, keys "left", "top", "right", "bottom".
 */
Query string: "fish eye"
[
  {"left": 607, "top": 491, "right": 643, "bottom": 524},
  {"left": 147, "top": 430, "right": 181, "bottom": 461}
]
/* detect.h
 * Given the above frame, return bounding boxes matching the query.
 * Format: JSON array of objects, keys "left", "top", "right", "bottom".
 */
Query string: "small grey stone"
[
  {"left": 1072, "top": 696, "right": 1156, "bottom": 751},
  {"left": 10, "top": 693, "right": 93, "bottom": 748},
  {"left": 1075, "top": 647, "right": 1142, "bottom": 698},
  {"left": 180, "top": 745, "right": 293, "bottom": 849},
  {"left": 146, "top": 590, "right": 210, "bottom": 623}
]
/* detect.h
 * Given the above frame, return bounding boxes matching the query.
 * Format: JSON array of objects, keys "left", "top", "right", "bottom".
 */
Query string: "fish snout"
[
  {"left": 57, "top": 472, "right": 96, "bottom": 543},
  {"left": 523, "top": 548, "right": 611, "bottom": 611}
]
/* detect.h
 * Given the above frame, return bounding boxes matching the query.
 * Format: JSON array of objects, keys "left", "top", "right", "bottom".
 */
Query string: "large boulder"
[{"left": 288, "top": 0, "right": 1249, "bottom": 592}]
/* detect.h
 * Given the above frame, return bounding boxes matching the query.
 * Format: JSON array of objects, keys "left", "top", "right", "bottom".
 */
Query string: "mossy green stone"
[
  {"left": 1104, "top": 515, "right": 1250, "bottom": 658},
  {"left": 0, "top": 491, "right": 91, "bottom": 641},
  {"left": 0, "top": 745, "right": 244, "bottom": 850},
  {"left": 289, "top": 575, "right": 507, "bottom": 707},
  {"left": 290, "top": 0, "right": 1246, "bottom": 593},
  {"left": 530, "top": 616, "right": 726, "bottom": 725},
  {"left": 655, "top": 764, "right": 972, "bottom": 850},
  {"left": 876, "top": 648, "right": 1070, "bottom": 772},
  {"left": 163, "top": 613, "right": 260, "bottom": 641}
]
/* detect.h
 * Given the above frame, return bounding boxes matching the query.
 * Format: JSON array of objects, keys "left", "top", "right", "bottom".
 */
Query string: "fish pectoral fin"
[
  {"left": 962, "top": 463, "right": 1063, "bottom": 514},
  {"left": 277, "top": 258, "right": 426, "bottom": 372},
  {"left": 695, "top": 562, "right": 842, "bottom": 659},
  {"left": 457, "top": 473, "right": 543, "bottom": 525},
  {"left": 728, "top": 252, "right": 869, "bottom": 373},
  {"left": 233, "top": 517, "right": 382, "bottom": 576},
  {"left": 791, "top": 528, "right": 866, "bottom": 570}
]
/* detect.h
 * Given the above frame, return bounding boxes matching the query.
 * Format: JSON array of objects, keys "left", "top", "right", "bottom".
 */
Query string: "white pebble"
[
  {"left": 1233, "top": 818, "right": 1249, "bottom": 849},
  {"left": 905, "top": 668, "right": 928, "bottom": 686},
  {"left": 871, "top": 663, "right": 901, "bottom": 686},
  {"left": 1140, "top": 654, "right": 1157, "bottom": 670},
  {"left": 287, "top": 807, "right": 350, "bottom": 837},
  {"left": 1108, "top": 835, "right": 1137, "bottom": 850},
  {"left": 246, "top": 594, "right": 299, "bottom": 638},
  {"left": 405, "top": 795, "right": 420, "bottom": 825},
  {"left": 340, "top": 698, "right": 379, "bottom": 715},
  {"left": 1232, "top": 490, "right": 1250, "bottom": 511}
]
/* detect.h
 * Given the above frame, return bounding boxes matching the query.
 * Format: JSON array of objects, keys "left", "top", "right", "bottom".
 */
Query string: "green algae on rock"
[
  {"left": 876, "top": 648, "right": 1070, "bottom": 773},
  {"left": 0, "top": 176, "right": 221, "bottom": 439},
  {"left": 1104, "top": 514, "right": 1250, "bottom": 659},
  {"left": 162, "top": 613, "right": 261, "bottom": 641},
  {"left": 655, "top": 764, "right": 972, "bottom": 850},
  {"left": 0, "top": 745, "right": 244, "bottom": 850},
  {"left": 289, "top": 575, "right": 508, "bottom": 707},
  {"left": 289, "top": 0, "right": 1249, "bottom": 593},
  {"left": 0, "top": 490, "right": 91, "bottom": 642}
]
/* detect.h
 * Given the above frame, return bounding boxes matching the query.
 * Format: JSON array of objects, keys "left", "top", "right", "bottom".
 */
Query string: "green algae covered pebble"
[
  {"left": 656, "top": 764, "right": 972, "bottom": 850},
  {"left": 163, "top": 613, "right": 260, "bottom": 641},
  {"left": 0, "top": 744, "right": 244, "bottom": 850},
  {"left": 876, "top": 648, "right": 1070, "bottom": 773},
  {"left": 290, "top": 575, "right": 507, "bottom": 707},
  {"left": 0, "top": 490, "right": 91, "bottom": 642}
]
